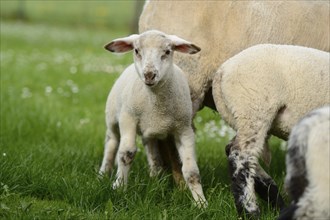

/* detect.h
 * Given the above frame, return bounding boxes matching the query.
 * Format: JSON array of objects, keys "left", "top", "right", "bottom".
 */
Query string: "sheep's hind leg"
[
  {"left": 227, "top": 119, "right": 276, "bottom": 217},
  {"left": 143, "top": 138, "right": 164, "bottom": 177},
  {"left": 99, "top": 128, "right": 119, "bottom": 175},
  {"left": 175, "top": 128, "right": 207, "bottom": 208},
  {"left": 157, "top": 137, "right": 184, "bottom": 187},
  {"left": 254, "top": 164, "right": 285, "bottom": 210},
  {"left": 227, "top": 138, "right": 260, "bottom": 217}
]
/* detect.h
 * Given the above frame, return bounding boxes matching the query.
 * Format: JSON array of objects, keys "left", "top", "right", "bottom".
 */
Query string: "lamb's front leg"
[
  {"left": 175, "top": 128, "right": 207, "bottom": 208},
  {"left": 99, "top": 128, "right": 120, "bottom": 175},
  {"left": 113, "top": 114, "right": 137, "bottom": 189}
]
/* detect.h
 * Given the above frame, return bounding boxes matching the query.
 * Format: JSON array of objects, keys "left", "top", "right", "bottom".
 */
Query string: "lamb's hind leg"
[
  {"left": 143, "top": 138, "right": 164, "bottom": 177},
  {"left": 226, "top": 138, "right": 283, "bottom": 209},
  {"left": 227, "top": 136, "right": 261, "bottom": 217},
  {"left": 175, "top": 128, "right": 207, "bottom": 208},
  {"left": 254, "top": 163, "right": 285, "bottom": 210},
  {"left": 157, "top": 137, "right": 184, "bottom": 187},
  {"left": 252, "top": 138, "right": 285, "bottom": 210},
  {"left": 227, "top": 114, "right": 278, "bottom": 217}
]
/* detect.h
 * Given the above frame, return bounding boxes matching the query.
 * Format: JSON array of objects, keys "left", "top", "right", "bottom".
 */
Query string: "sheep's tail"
[{"left": 212, "top": 67, "right": 235, "bottom": 129}]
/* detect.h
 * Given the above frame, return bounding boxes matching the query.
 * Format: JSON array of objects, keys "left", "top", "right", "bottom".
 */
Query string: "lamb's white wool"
[
  {"left": 212, "top": 44, "right": 330, "bottom": 216},
  {"left": 278, "top": 106, "right": 330, "bottom": 220},
  {"left": 99, "top": 30, "right": 207, "bottom": 207}
]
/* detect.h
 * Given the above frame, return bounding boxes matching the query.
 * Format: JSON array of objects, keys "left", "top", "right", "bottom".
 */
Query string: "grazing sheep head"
[{"left": 105, "top": 30, "right": 200, "bottom": 87}]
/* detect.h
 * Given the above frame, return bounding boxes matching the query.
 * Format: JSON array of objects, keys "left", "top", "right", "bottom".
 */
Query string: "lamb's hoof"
[
  {"left": 196, "top": 199, "right": 208, "bottom": 209},
  {"left": 97, "top": 172, "right": 106, "bottom": 180},
  {"left": 173, "top": 172, "right": 185, "bottom": 190},
  {"left": 149, "top": 167, "right": 162, "bottom": 178},
  {"left": 112, "top": 179, "right": 124, "bottom": 190}
]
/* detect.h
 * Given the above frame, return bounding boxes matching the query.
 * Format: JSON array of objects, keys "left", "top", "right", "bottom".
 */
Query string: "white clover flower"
[
  {"left": 45, "top": 86, "right": 52, "bottom": 95},
  {"left": 21, "top": 87, "right": 32, "bottom": 99},
  {"left": 70, "top": 66, "right": 77, "bottom": 74}
]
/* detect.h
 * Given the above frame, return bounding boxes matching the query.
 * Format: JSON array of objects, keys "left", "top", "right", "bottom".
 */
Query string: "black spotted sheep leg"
[{"left": 227, "top": 137, "right": 260, "bottom": 217}]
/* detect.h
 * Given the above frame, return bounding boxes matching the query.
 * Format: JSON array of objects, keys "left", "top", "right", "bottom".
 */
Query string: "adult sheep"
[
  {"left": 139, "top": 0, "right": 330, "bottom": 215},
  {"left": 278, "top": 105, "right": 330, "bottom": 220},
  {"left": 140, "top": 1, "right": 329, "bottom": 114},
  {"left": 212, "top": 44, "right": 330, "bottom": 216}
]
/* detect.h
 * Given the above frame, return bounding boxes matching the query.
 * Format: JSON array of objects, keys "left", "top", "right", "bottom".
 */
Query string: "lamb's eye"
[
  {"left": 161, "top": 50, "right": 171, "bottom": 60},
  {"left": 134, "top": 49, "right": 139, "bottom": 55}
]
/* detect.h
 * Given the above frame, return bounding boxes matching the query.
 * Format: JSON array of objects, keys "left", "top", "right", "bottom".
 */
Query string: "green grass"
[
  {"left": 0, "top": 20, "right": 286, "bottom": 219},
  {"left": 0, "top": 1, "right": 135, "bottom": 31}
]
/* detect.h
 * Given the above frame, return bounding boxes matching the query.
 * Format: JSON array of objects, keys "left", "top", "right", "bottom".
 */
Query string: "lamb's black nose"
[
  {"left": 144, "top": 71, "right": 156, "bottom": 86},
  {"left": 144, "top": 72, "right": 156, "bottom": 80}
]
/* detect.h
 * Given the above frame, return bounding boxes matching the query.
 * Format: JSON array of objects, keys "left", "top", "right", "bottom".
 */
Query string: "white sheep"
[
  {"left": 139, "top": 1, "right": 330, "bottom": 208},
  {"left": 99, "top": 30, "right": 207, "bottom": 207},
  {"left": 278, "top": 105, "right": 330, "bottom": 220},
  {"left": 212, "top": 44, "right": 330, "bottom": 216},
  {"left": 140, "top": 1, "right": 329, "bottom": 115}
]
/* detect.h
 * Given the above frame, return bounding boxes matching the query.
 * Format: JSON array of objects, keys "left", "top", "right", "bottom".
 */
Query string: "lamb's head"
[{"left": 105, "top": 30, "right": 200, "bottom": 87}]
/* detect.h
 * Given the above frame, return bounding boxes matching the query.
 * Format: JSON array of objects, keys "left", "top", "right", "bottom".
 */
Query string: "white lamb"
[
  {"left": 99, "top": 30, "right": 207, "bottom": 207},
  {"left": 278, "top": 105, "right": 330, "bottom": 220},
  {"left": 212, "top": 44, "right": 330, "bottom": 216}
]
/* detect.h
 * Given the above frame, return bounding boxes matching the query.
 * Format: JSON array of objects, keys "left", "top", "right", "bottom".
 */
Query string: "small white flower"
[
  {"left": 70, "top": 66, "right": 77, "bottom": 74},
  {"left": 71, "top": 86, "right": 79, "bottom": 93},
  {"left": 3, "top": 153, "right": 6, "bottom": 157},
  {"left": 21, "top": 87, "right": 32, "bottom": 99},
  {"left": 45, "top": 86, "right": 52, "bottom": 94}
]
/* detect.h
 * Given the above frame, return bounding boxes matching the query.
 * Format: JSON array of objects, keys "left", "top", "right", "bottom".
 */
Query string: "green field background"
[{"left": 0, "top": 1, "right": 286, "bottom": 219}]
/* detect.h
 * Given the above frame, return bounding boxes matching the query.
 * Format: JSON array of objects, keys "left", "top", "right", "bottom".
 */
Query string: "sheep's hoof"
[
  {"left": 112, "top": 179, "right": 125, "bottom": 190},
  {"left": 98, "top": 168, "right": 113, "bottom": 180},
  {"left": 97, "top": 172, "right": 106, "bottom": 180},
  {"left": 196, "top": 199, "right": 208, "bottom": 209}
]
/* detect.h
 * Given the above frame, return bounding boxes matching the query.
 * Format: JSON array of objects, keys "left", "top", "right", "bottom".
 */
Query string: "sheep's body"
[
  {"left": 212, "top": 44, "right": 330, "bottom": 215},
  {"left": 140, "top": 1, "right": 330, "bottom": 113},
  {"left": 99, "top": 30, "right": 207, "bottom": 207},
  {"left": 278, "top": 106, "right": 330, "bottom": 220}
]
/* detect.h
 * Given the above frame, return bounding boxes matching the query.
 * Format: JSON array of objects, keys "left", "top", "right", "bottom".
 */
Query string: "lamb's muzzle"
[{"left": 143, "top": 71, "right": 157, "bottom": 86}]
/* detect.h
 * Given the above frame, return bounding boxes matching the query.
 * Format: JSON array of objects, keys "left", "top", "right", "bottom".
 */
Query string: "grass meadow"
[{"left": 1, "top": 2, "right": 286, "bottom": 219}]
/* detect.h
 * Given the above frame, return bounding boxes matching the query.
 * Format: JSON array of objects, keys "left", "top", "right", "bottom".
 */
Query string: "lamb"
[
  {"left": 278, "top": 105, "right": 330, "bottom": 220},
  {"left": 99, "top": 30, "right": 207, "bottom": 207},
  {"left": 212, "top": 44, "right": 330, "bottom": 216},
  {"left": 139, "top": 1, "right": 330, "bottom": 208}
]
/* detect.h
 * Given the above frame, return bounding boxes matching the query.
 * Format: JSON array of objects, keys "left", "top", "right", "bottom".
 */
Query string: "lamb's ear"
[
  {"left": 168, "top": 35, "right": 201, "bottom": 54},
  {"left": 104, "top": 34, "right": 139, "bottom": 53}
]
